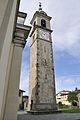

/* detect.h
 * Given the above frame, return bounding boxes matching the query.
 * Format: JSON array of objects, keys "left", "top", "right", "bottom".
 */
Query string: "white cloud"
[
  {"left": 55, "top": 75, "right": 80, "bottom": 93},
  {"left": 20, "top": 67, "right": 29, "bottom": 95},
  {"left": 19, "top": 0, "right": 80, "bottom": 95},
  {"left": 52, "top": 1, "right": 80, "bottom": 58},
  {"left": 53, "top": 20, "right": 80, "bottom": 58},
  {"left": 19, "top": 0, "right": 80, "bottom": 59},
  {"left": 20, "top": 45, "right": 30, "bottom": 95}
]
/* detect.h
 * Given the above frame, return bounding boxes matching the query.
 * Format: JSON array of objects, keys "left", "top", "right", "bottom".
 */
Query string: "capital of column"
[{"left": 13, "top": 12, "right": 31, "bottom": 48}]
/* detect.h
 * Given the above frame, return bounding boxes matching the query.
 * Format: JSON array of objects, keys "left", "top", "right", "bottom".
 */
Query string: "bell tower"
[{"left": 28, "top": 3, "right": 57, "bottom": 112}]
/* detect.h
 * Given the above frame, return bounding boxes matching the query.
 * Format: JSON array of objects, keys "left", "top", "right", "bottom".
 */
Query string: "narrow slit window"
[{"left": 44, "top": 46, "right": 46, "bottom": 52}]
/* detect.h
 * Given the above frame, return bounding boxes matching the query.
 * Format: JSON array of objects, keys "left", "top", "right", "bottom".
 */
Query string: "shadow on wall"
[{"left": 30, "top": 82, "right": 39, "bottom": 110}]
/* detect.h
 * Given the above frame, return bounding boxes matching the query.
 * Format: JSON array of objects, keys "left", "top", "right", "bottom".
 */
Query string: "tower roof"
[
  {"left": 38, "top": 2, "right": 47, "bottom": 15},
  {"left": 30, "top": 3, "right": 52, "bottom": 24}
]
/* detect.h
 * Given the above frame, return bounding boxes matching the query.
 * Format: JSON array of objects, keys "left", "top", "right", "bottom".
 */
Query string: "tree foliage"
[{"left": 67, "top": 92, "right": 78, "bottom": 106}]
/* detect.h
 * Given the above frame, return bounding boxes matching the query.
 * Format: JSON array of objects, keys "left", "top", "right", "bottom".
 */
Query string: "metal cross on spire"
[{"left": 39, "top": 2, "right": 42, "bottom": 11}]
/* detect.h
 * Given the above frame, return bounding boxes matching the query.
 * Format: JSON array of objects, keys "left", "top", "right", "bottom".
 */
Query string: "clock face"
[{"left": 39, "top": 30, "right": 49, "bottom": 40}]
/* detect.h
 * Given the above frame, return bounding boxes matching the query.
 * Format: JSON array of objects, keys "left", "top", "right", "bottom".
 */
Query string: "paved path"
[{"left": 18, "top": 113, "right": 80, "bottom": 120}]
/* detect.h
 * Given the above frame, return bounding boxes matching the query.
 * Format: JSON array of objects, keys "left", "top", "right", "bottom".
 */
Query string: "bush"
[{"left": 58, "top": 102, "right": 69, "bottom": 109}]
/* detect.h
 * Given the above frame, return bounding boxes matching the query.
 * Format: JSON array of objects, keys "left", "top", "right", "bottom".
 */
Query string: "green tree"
[{"left": 67, "top": 92, "right": 78, "bottom": 106}]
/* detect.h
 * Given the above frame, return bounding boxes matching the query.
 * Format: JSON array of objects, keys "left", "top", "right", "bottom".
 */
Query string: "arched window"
[{"left": 41, "top": 19, "right": 46, "bottom": 27}]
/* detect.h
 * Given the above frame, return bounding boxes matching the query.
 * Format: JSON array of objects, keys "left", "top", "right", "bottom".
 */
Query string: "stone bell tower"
[{"left": 28, "top": 3, "right": 57, "bottom": 112}]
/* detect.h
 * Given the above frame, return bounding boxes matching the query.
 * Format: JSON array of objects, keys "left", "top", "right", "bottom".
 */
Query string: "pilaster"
[
  {"left": 3, "top": 12, "right": 31, "bottom": 120},
  {"left": 0, "top": 1, "right": 20, "bottom": 120}
]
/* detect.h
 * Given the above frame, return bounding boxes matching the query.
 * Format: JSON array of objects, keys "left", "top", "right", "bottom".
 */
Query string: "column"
[
  {"left": 0, "top": 0, "right": 20, "bottom": 120},
  {"left": 4, "top": 43, "right": 23, "bottom": 120},
  {"left": 3, "top": 12, "right": 31, "bottom": 120}
]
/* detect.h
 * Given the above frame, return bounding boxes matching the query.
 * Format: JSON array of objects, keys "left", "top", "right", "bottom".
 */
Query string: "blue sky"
[{"left": 19, "top": 0, "right": 80, "bottom": 95}]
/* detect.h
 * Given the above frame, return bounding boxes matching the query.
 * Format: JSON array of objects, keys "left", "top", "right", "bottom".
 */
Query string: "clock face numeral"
[{"left": 39, "top": 30, "right": 49, "bottom": 40}]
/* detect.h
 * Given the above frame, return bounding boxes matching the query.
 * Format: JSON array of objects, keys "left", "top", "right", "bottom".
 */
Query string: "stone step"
[{"left": 27, "top": 110, "right": 62, "bottom": 115}]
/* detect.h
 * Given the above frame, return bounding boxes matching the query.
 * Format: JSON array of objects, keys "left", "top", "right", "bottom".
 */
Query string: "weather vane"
[{"left": 39, "top": 2, "right": 42, "bottom": 11}]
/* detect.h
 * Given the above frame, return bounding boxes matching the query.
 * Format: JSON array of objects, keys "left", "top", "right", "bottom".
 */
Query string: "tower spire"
[{"left": 39, "top": 2, "right": 42, "bottom": 11}]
